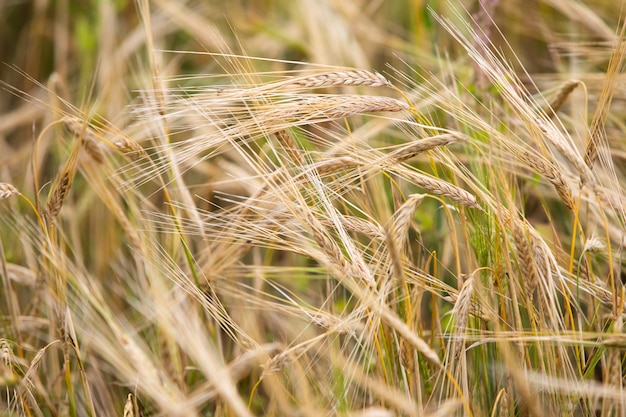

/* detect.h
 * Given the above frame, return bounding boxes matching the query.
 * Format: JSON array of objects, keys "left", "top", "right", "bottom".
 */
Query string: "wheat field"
[{"left": 1, "top": 1, "right": 625, "bottom": 416}]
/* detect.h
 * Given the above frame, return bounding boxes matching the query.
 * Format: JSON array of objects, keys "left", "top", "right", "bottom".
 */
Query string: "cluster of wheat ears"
[{"left": 1, "top": 2, "right": 625, "bottom": 417}]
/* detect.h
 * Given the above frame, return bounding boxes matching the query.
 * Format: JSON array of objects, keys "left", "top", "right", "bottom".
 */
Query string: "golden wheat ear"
[
  {"left": 0, "top": 183, "right": 19, "bottom": 199},
  {"left": 62, "top": 115, "right": 105, "bottom": 164}
]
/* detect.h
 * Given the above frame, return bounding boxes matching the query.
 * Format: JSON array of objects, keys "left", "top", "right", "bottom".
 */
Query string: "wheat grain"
[
  {"left": 262, "top": 345, "right": 307, "bottom": 377},
  {"left": 309, "top": 312, "right": 355, "bottom": 335},
  {"left": 0, "top": 183, "right": 18, "bottom": 199}
]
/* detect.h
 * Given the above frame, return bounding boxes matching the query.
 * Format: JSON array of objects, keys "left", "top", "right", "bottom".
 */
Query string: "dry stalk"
[
  {"left": 585, "top": 19, "right": 626, "bottom": 168},
  {"left": 119, "top": 334, "right": 162, "bottom": 390},
  {"left": 593, "top": 184, "right": 626, "bottom": 214},
  {"left": 0, "top": 183, "right": 18, "bottom": 199},
  {"left": 518, "top": 149, "right": 575, "bottom": 210},
  {"left": 384, "top": 226, "right": 405, "bottom": 291},
  {"left": 603, "top": 312, "right": 625, "bottom": 415}
]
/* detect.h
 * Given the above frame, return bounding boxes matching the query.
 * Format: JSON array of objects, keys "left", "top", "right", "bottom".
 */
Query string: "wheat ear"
[
  {"left": 282, "top": 95, "right": 408, "bottom": 122},
  {"left": 535, "top": 117, "right": 594, "bottom": 186},
  {"left": 45, "top": 143, "right": 81, "bottom": 221},
  {"left": 282, "top": 69, "right": 393, "bottom": 90},
  {"left": 389, "top": 133, "right": 465, "bottom": 163},
  {"left": 401, "top": 171, "right": 480, "bottom": 209},
  {"left": 543, "top": 79, "right": 580, "bottom": 119},
  {"left": 0, "top": 183, "right": 18, "bottom": 199},
  {"left": 274, "top": 129, "right": 304, "bottom": 165},
  {"left": 450, "top": 274, "right": 474, "bottom": 364},
  {"left": 114, "top": 137, "right": 147, "bottom": 160},
  {"left": 62, "top": 116, "right": 105, "bottom": 163},
  {"left": 512, "top": 219, "right": 540, "bottom": 299},
  {"left": 518, "top": 150, "right": 575, "bottom": 210}
]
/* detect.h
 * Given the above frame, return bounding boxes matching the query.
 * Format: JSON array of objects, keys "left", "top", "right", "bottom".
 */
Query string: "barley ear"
[
  {"left": 0, "top": 183, "right": 19, "bottom": 200},
  {"left": 543, "top": 80, "right": 580, "bottom": 119},
  {"left": 284, "top": 69, "right": 393, "bottom": 90},
  {"left": 114, "top": 138, "right": 147, "bottom": 160},
  {"left": 274, "top": 129, "right": 304, "bottom": 165},
  {"left": 123, "top": 393, "right": 138, "bottom": 417},
  {"left": 62, "top": 116, "right": 105, "bottom": 163}
]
